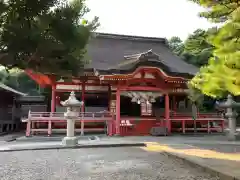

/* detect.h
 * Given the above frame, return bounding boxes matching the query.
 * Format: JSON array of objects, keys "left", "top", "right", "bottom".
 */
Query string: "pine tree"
[
  {"left": 0, "top": 0, "right": 99, "bottom": 76},
  {"left": 189, "top": 0, "right": 240, "bottom": 98},
  {"left": 183, "top": 28, "right": 214, "bottom": 66}
]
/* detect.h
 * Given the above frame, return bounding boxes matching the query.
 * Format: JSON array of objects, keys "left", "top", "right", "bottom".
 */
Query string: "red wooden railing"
[
  {"left": 118, "top": 115, "right": 225, "bottom": 136},
  {"left": 170, "top": 112, "right": 225, "bottom": 133},
  {"left": 22, "top": 111, "right": 226, "bottom": 136},
  {"left": 22, "top": 111, "right": 114, "bottom": 137}
]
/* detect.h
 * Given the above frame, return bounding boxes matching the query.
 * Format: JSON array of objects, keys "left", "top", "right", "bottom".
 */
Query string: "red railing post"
[
  {"left": 48, "top": 112, "right": 53, "bottom": 136},
  {"left": 107, "top": 113, "right": 113, "bottom": 136},
  {"left": 26, "top": 110, "right": 31, "bottom": 137},
  {"left": 165, "top": 94, "right": 171, "bottom": 134},
  {"left": 207, "top": 120, "right": 210, "bottom": 133},
  {"left": 182, "top": 120, "right": 185, "bottom": 134},
  {"left": 26, "top": 120, "right": 31, "bottom": 137},
  {"left": 221, "top": 119, "right": 225, "bottom": 132},
  {"left": 116, "top": 88, "right": 121, "bottom": 135}
]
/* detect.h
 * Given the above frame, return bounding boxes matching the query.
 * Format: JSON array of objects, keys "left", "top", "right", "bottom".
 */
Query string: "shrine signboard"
[
  {"left": 110, "top": 100, "right": 116, "bottom": 115},
  {"left": 141, "top": 102, "right": 152, "bottom": 116}
]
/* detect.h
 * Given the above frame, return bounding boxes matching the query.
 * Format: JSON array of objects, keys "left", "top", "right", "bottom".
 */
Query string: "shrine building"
[{"left": 24, "top": 33, "right": 224, "bottom": 136}]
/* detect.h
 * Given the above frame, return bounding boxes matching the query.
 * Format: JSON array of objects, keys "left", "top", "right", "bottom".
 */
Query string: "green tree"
[
  {"left": 0, "top": 0, "right": 99, "bottom": 76},
  {"left": 168, "top": 28, "right": 215, "bottom": 67},
  {"left": 189, "top": 0, "right": 240, "bottom": 98},
  {"left": 168, "top": 36, "right": 184, "bottom": 56},
  {"left": 183, "top": 28, "right": 214, "bottom": 66},
  {"left": 189, "top": 0, "right": 239, "bottom": 23}
]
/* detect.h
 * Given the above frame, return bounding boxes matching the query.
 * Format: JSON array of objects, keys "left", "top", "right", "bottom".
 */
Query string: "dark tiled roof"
[
  {"left": 0, "top": 83, "right": 27, "bottom": 96},
  {"left": 86, "top": 33, "right": 198, "bottom": 77}
]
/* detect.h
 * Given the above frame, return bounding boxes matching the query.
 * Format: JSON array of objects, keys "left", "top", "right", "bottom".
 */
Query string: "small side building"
[
  {"left": 17, "top": 95, "right": 47, "bottom": 119},
  {"left": 0, "top": 83, "right": 26, "bottom": 134}
]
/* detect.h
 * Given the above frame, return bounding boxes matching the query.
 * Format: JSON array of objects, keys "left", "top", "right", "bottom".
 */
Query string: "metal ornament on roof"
[
  {"left": 57, "top": 77, "right": 64, "bottom": 82},
  {"left": 61, "top": 91, "right": 84, "bottom": 107}
]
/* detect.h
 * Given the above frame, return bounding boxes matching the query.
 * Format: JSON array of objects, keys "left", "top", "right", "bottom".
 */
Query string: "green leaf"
[{"left": 0, "top": 0, "right": 99, "bottom": 76}]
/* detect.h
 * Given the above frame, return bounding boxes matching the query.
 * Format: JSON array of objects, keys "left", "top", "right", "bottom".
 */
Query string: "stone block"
[
  {"left": 62, "top": 136, "right": 78, "bottom": 146},
  {"left": 226, "top": 132, "right": 240, "bottom": 141},
  {"left": 150, "top": 127, "right": 167, "bottom": 136}
]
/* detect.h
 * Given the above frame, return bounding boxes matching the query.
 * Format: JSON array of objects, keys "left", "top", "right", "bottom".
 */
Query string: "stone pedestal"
[
  {"left": 66, "top": 119, "right": 75, "bottom": 137},
  {"left": 226, "top": 131, "right": 240, "bottom": 141},
  {"left": 62, "top": 119, "right": 77, "bottom": 146},
  {"left": 62, "top": 136, "right": 78, "bottom": 146}
]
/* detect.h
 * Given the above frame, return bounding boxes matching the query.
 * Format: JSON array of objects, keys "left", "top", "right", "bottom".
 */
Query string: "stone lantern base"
[
  {"left": 226, "top": 131, "right": 240, "bottom": 141},
  {"left": 62, "top": 136, "right": 78, "bottom": 146}
]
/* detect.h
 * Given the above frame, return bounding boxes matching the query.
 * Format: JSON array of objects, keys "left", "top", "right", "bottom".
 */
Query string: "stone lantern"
[
  {"left": 61, "top": 91, "right": 84, "bottom": 146},
  {"left": 216, "top": 94, "right": 240, "bottom": 141}
]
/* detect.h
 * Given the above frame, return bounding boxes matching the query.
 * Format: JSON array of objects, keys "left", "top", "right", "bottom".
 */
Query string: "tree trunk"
[{"left": 192, "top": 102, "right": 197, "bottom": 133}]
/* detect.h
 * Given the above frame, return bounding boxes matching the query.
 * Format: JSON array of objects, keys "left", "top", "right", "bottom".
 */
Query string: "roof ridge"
[
  {"left": 124, "top": 49, "right": 161, "bottom": 61},
  {"left": 95, "top": 32, "right": 167, "bottom": 43},
  {"left": 108, "top": 50, "right": 163, "bottom": 70}
]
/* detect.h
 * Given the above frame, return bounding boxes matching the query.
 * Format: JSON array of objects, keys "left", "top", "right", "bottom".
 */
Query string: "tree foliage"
[
  {"left": 168, "top": 36, "right": 184, "bottom": 56},
  {"left": 189, "top": 0, "right": 240, "bottom": 98},
  {"left": 183, "top": 28, "right": 215, "bottom": 66},
  {"left": 168, "top": 28, "right": 215, "bottom": 67},
  {"left": 0, "top": 0, "right": 99, "bottom": 76},
  {"left": 189, "top": 0, "right": 239, "bottom": 23}
]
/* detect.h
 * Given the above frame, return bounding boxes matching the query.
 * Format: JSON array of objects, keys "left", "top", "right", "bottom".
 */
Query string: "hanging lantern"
[
  {"left": 137, "top": 99, "right": 141, "bottom": 104},
  {"left": 146, "top": 100, "right": 150, "bottom": 105}
]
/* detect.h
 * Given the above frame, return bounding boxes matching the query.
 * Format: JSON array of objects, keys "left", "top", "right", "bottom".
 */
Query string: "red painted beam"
[
  {"left": 101, "top": 67, "right": 188, "bottom": 82},
  {"left": 56, "top": 82, "right": 108, "bottom": 86},
  {"left": 25, "top": 69, "right": 53, "bottom": 87},
  {"left": 119, "top": 86, "right": 165, "bottom": 91}
]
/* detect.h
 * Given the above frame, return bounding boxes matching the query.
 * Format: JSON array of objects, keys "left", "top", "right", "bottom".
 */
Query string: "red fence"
[
  {"left": 22, "top": 111, "right": 226, "bottom": 137},
  {"left": 23, "top": 111, "right": 114, "bottom": 137}
]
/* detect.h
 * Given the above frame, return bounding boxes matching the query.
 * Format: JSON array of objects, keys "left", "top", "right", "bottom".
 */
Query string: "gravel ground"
[{"left": 0, "top": 147, "right": 219, "bottom": 180}]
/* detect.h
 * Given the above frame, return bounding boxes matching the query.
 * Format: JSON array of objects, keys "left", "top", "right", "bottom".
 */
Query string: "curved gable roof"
[{"left": 86, "top": 33, "right": 198, "bottom": 77}]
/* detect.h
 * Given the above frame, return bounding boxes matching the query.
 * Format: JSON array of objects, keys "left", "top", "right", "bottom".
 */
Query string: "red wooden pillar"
[
  {"left": 116, "top": 87, "right": 121, "bottom": 135},
  {"left": 81, "top": 82, "right": 85, "bottom": 112},
  {"left": 49, "top": 83, "right": 56, "bottom": 136},
  {"left": 51, "top": 84, "right": 56, "bottom": 112},
  {"left": 108, "top": 85, "right": 111, "bottom": 111},
  {"left": 107, "top": 85, "right": 113, "bottom": 136},
  {"left": 165, "top": 93, "right": 171, "bottom": 134}
]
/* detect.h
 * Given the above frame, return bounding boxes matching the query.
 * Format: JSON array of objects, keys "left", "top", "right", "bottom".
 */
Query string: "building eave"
[{"left": 0, "top": 83, "right": 27, "bottom": 96}]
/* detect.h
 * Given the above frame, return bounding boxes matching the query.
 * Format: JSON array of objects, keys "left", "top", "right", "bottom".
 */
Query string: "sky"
[{"left": 85, "top": 0, "right": 214, "bottom": 40}]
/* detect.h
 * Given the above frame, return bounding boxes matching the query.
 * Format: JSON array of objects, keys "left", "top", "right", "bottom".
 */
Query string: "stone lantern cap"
[{"left": 60, "top": 91, "right": 84, "bottom": 107}]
